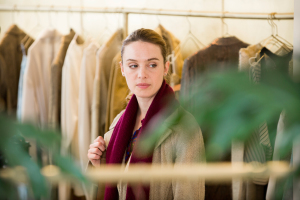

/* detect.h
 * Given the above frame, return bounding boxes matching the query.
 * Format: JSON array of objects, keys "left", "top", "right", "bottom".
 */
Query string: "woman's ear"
[
  {"left": 119, "top": 61, "right": 125, "bottom": 76},
  {"left": 164, "top": 61, "right": 170, "bottom": 75}
]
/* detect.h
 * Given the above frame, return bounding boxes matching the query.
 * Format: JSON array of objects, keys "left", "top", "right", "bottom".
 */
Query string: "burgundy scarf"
[{"left": 104, "top": 80, "right": 179, "bottom": 200}]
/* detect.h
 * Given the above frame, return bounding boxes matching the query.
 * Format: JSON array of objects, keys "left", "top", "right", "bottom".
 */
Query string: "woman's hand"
[{"left": 87, "top": 136, "right": 106, "bottom": 167}]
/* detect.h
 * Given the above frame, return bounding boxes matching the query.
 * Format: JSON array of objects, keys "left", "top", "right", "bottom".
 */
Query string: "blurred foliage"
[
  {"left": 0, "top": 115, "right": 88, "bottom": 199},
  {"left": 139, "top": 60, "right": 300, "bottom": 198}
]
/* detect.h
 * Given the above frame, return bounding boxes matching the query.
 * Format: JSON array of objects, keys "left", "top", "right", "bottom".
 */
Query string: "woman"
[{"left": 88, "top": 28, "right": 205, "bottom": 200}]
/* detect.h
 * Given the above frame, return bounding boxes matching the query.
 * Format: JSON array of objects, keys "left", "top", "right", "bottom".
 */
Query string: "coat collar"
[
  {"left": 5, "top": 24, "right": 24, "bottom": 36},
  {"left": 211, "top": 36, "right": 245, "bottom": 46},
  {"left": 154, "top": 106, "right": 183, "bottom": 149}
]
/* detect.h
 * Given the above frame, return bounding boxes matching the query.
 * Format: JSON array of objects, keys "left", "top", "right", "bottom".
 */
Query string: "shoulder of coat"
[{"left": 109, "top": 109, "right": 125, "bottom": 130}]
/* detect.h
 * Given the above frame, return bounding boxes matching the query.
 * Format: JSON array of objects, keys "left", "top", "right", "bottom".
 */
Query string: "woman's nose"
[{"left": 138, "top": 66, "right": 147, "bottom": 78}]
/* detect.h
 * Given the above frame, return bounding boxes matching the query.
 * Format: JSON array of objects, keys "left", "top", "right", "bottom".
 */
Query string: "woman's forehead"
[{"left": 123, "top": 41, "right": 163, "bottom": 61}]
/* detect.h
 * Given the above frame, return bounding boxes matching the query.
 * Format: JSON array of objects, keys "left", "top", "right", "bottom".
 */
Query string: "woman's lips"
[{"left": 137, "top": 83, "right": 150, "bottom": 89}]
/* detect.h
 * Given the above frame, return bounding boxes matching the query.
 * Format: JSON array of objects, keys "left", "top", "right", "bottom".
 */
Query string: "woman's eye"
[
  {"left": 129, "top": 64, "right": 138, "bottom": 69},
  {"left": 149, "top": 64, "right": 157, "bottom": 68}
]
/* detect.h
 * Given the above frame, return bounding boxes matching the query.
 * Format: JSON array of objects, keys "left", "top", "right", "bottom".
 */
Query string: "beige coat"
[
  {"left": 91, "top": 29, "right": 123, "bottom": 141},
  {"left": 99, "top": 106, "right": 205, "bottom": 200}
]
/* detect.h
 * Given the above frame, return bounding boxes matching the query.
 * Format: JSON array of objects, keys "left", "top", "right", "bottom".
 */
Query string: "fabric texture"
[
  {"left": 48, "top": 29, "right": 75, "bottom": 129},
  {"left": 104, "top": 52, "right": 129, "bottom": 133},
  {"left": 91, "top": 29, "right": 123, "bottom": 141},
  {"left": 0, "top": 24, "right": 34, "bottom": 115}
]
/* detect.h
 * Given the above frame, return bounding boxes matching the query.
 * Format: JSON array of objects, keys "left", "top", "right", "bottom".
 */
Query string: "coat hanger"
[
  {"left": 21, "top": 5, "right": 44, "bottom": 42},
  {"left": 67, "top": 6, "right": 73, "bottom": 31},
  {"left": 181, "top": 16, "right": 204, "bottom": 51},
  {"left": 48, "top": 5, "right": 54, "bottom": 29},
  {"left": 261, "top": 13, "right": 291, "bottom": 53},
  {"left": 156, "top": 9, "right": 162, "bottom": 26},
  {"left": 80, "top": 10, "right": 92, "bottom": 41},
  {"left": 270, "top": 14, "right": 293, "bottom": 48},
  {"left": 221, "top": 18, "right": 232, "bottom": 38},
  {"left": 97, "top": 13, "right": 113, "bottom": 44},
  {"left": 11, "top": 5, "right": 17, "bottom": 25}
]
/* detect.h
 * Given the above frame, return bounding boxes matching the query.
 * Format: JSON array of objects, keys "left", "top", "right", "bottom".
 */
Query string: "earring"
[{"left": 122, "top": 73, "right": 125, "bottom": 76}]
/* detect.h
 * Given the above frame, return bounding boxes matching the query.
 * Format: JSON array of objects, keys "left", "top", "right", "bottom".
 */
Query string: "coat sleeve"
[{"left": 172, "top": 115, "right": 206, "bottom": 200}]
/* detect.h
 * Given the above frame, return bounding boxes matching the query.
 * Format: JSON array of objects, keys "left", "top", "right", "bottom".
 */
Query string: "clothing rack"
[{"left": 0, "top": 5, "right": 294, "bottom": 38}]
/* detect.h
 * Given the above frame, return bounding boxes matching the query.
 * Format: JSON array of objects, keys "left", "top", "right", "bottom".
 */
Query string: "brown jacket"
[
  {"left": 180, "top": 36, "right": 249, "bottom": 200},
  {"left": 155, "top": 25, "right": 184, "bottom": 86},
  {"left": 97, "top": 106, "right": 205, "bottom": 200},
  {"left": 0, "top": 24, "right": 34, "bottom": 115},
  {"left": 48, "top": 29, "right": 76, "bottom": 129},
  {"left": 104, "top": 52, "right": 129, "bottom": 132}
]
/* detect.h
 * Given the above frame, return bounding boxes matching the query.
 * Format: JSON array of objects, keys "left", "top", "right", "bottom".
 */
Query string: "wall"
[{"left": 0, "top": 0, "right": 294, "bottom": 59}]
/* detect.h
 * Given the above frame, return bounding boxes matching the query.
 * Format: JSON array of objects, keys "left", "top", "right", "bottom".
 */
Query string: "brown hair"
[{"left": 121, "top": 28, "right": 167, "bottom": 63}]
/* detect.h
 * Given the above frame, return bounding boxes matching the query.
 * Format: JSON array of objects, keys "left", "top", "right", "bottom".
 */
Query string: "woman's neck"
[{"left": 136, "top": 95, "right": 155, "bottom": 120}]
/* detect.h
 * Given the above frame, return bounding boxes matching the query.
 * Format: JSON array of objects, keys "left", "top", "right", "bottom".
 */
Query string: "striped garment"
[{"left": 244, "top": 59, "right": 273, "bottom": 185}]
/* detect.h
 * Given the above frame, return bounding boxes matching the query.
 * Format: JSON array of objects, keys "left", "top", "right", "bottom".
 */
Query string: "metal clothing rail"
[
  {"left": 0, "top": 5, "right": 294, "bottom": 37},
  {"left": 0, "top": 5, "right": 294, "bottom": 19}
]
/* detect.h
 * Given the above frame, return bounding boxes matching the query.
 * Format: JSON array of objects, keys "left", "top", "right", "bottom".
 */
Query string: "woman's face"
[{"left": 120, "top": 41, "right": 169, "bottom": 101}]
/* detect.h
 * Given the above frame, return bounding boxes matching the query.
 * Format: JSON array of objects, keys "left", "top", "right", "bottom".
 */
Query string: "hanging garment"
[
  {"left": 233, "top": 43, "right": 273, "bottom": 200},
  {"left": 91, "top": 29, "right": 123, "bottom": 141},
  {"left": 266, "top": 112, "right": 289, "bottom": 200},
  {"left": 48, "top": 29, "right": 75, "bottom": 130},
  {"left": 60, "top": 34, "right": 90, "bottom": 156},
  {"left": 78, "top": 41, "right": 99, "bottom": 170},
  {"left": 77, "top": 41, "right": 99, "bottom": 200},
  {"left": 0, "top": 24, "right": 34, "bottom": 115},
  {"left": 258, "top": 48, "right": 294, "bottom": 200},
  {"left": 155, "top": 25, "right": 184, "bottom": 87},
  {"left": 17, "top": 40, "right": 35, "bottom": 121},
  {"left": 181, "top": 36, "right": 249, "bottom": 113},
  {"left": 180, "top": 36, "right": 249, "bottom": 200},
  {"left": 21, "top": 29, "right": 62, "bottom": 126},
  {"left": 104, "top": 52, "right": 129, "bottom": 133},
  {"left": 60, "top": 34, "right": 91, "bottom": 199}
]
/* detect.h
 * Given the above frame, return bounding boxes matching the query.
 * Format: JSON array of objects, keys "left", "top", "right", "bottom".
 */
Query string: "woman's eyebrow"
[
  {"left": 126, "top": 59, "right": 137, "bottom": 62},
  {"left": 147, "top": 58, "right": 159, "bottom": 61},
  {"left": 126, "top": 58, "right": 160, "bottom": 62}
]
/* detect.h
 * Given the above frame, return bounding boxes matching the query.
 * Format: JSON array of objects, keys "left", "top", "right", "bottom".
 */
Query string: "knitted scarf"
[{"left": 104, "top": 80, "right": 179, "bottom": 200}]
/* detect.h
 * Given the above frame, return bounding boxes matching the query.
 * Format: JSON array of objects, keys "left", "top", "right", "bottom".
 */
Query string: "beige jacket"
[
  {"left": 21, "top": 29, "right": 62, "bottom": 126},
  {"left": 100, "top": 106, "right": 205, "bottom": 200},
  {"left": 91, "top": 29, "right": 123, "bottom": 141}
]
